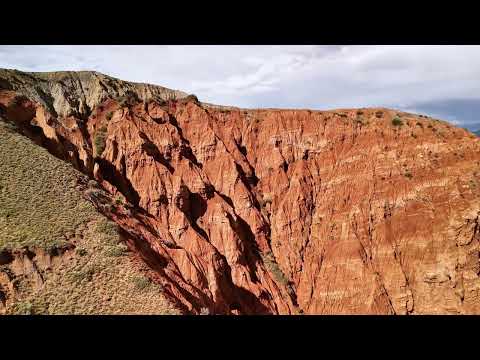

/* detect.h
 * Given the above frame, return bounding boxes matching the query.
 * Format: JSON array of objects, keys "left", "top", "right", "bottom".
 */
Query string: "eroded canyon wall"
[{"left": 1, "top": 69, "right": 479, "bottom": 314}]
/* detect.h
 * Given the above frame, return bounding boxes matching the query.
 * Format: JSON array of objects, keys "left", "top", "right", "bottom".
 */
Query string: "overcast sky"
[{"left": 1, "top": 45, "right": 480, "bottom": 130}]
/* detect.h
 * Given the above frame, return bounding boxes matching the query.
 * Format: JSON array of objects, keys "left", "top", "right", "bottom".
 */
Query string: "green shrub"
[
  {"left": 105, "top": 244, "right": 127, "bottom": 257},
  {"left": 95, "top": 220, "right": 119, "bottom": 238},
  {"left": 12, "top": 301, "right": 33, "bottom": 315},
  {"left": 76, "top": 248, "right": 88, "bottom": 257},
  {"left": 392, "top": 117, "right": 403, "bottom": 126},
  {"left": 404, "top": 172, "right": 413, "bottom": 179},
  {"left": 184, "top": 94, "right": 199, "bottom": 103},
  {"left": 70, "top": 267, "right": 95, "bottom": 283},
  {"left": 105, "top": 112, "right": 113, "bottom": 121},
  {"left": 132, "top": 275, "right": 151, "bottom": 290}
]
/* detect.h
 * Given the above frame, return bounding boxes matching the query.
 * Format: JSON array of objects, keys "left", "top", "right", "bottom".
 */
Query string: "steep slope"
[
  {"left": 1, "top": 69, "right": 479, "bottom": 314},
  {"left": 0, "top": 120, "right": 179, "bottom": 315}
]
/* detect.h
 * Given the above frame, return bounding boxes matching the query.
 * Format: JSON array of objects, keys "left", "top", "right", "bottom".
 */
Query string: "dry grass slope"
[
  {"left": 0, "top": 120, "right": 179, "bottom": 315},
  {"left": 0, "top": 121, "right": 97, "bottom": 251}
]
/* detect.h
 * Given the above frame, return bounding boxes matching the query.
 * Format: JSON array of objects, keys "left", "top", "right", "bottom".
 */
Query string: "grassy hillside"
[
  {"left": 0, "top": 121, "right": 97, "bottom": 251},
  {"left": 0, "top": 120, "right": 179, "bottom": 315}
]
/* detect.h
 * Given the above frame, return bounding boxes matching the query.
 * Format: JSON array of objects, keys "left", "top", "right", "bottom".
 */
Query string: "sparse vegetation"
[
  {"left": 106, "top": 111, "right": 113, "bottom": 121},
  {"left": 76, "top": 248, "right": 88, "bottom": 257},
  {"left": 0, "top": 119, "right": 18, "bottom": 133},
  {"left": 404, "top": 172, "right": 413, "bottom": 179},
  {"left": 0, "top": 122, "right": 97, "bottom": 251},
  {"left": 105, "top": 244, "right": 127, "bottom": 257},
  {"left": 9, "top": 95, "right": 28, "bottom": 107},
  {"left": 70, "top": 267, "right": 96, "bottom": 283},
  {"left": 116, "top": 92, "right": 140, "bottom": 108},
  {"left": 184, "top": 94, "right": 199, "bottom": 103},
  {"left": 93, "top": 126, "right": 108, "bottom": 157},
  {"left": 95, "top": 219, "right": 119, "bottom": 236},
  {"left": 94, "top": 219, "right": 120, "bottom": 244},
  {"left": 132, "top": 275, "right": 151, "bottom": 291},
  {"left": 117, "top": 98, "right": 127, "bottom": 107},
  {"left": 261, "top": 251, "right": 289, "bottom": 286}
]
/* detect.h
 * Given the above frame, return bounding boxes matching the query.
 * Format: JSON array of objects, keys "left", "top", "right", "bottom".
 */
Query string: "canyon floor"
[{"left": 1, "top": 69, "right": 479, "bottom": 315}]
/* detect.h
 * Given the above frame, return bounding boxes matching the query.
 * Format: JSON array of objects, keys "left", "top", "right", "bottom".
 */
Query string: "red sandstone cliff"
[{"left": 1, "top": 69, "right": 479, "bottom": 314}]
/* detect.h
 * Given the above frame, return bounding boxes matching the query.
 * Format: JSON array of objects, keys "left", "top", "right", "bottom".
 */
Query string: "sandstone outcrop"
[{"left": 1, "top": 69, "right": 479, "bottom": 314}]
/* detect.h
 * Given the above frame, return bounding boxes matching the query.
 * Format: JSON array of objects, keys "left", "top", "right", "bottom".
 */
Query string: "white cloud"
[{"left": 1, "top": 45, "right": 480, "bottom": 126}]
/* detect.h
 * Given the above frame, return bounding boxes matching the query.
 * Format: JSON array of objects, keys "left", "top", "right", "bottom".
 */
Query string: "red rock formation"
[{"left": 1, "top": 72, "right": 479, "bottom": 314}]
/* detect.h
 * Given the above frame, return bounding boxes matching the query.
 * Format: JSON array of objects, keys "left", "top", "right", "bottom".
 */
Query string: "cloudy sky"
[{"left": 1, "top": 45, "right": 480, "bottom": 130}]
